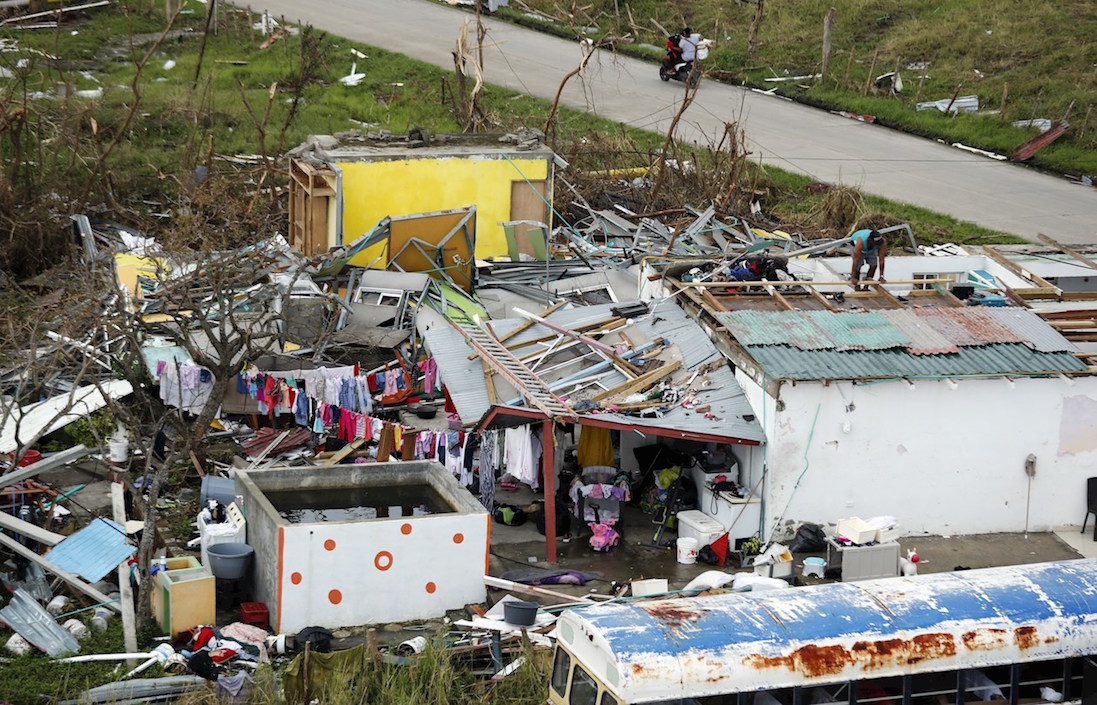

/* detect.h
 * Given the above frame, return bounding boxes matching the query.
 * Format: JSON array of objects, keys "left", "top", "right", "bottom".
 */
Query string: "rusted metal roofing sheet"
[
  {"left": 556, "top": 559, "right": 1097, "bottom": 704},
  {"left": 46, "top": 517, "right": 135, "bottom": 583},
  {"left": 804, "top": 310, "right": 909, "bottom": 350},
  {"left": 880, "top": 310, "right": 959, "bottom": 355},
  {"left": 0, "top": 587, "right": 79, "bottom": 657},
  {"left": 912, "top": 308, "right": 1024, "bottom": 345},
  {"left": 743, "top": 343, "right": 1087, "bottom": 380},
  {"left": 986, "top": 308, "right": 1078, "bottom": 353},
  {"left": 716, "top": 311, "right": 833, "bottom": 349}
]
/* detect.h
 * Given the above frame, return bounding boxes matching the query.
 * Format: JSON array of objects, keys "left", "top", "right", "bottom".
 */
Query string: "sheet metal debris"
[{"left": 0, "top": 587, "right": 80, "bottom": 657}]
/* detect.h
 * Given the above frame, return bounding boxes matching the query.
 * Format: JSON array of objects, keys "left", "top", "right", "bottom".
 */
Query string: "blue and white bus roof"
[{"left": 555, "top": 559, "right": 1097, "bottom": 704}]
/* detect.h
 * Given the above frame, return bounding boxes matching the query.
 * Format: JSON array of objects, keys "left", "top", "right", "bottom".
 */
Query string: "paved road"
[{"left": 254, "top": 0, "right": 1097, "bottom": 245}]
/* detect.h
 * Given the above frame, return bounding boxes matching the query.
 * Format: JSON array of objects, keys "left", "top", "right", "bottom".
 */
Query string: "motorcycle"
[{"left": 659, "top": 35, "right": 710, "bottom": 88}]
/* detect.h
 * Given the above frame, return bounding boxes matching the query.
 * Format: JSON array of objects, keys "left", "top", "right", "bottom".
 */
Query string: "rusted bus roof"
[
  {"left": 880, "top": 310, "right": 960, "bottom": 355},
  {"left": 912, "top": 308, "right": 1025, "bottom": 346},
  {"left": 743, "top": 343, "right": 1088, "bottom": 380},
  {"left": 556, "top": 560, "right": 1097, "bottom": 704}
]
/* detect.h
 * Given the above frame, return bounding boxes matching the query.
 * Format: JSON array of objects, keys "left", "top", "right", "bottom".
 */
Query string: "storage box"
[
  {"left": 677, "top": 510, "right": 726, "bottom": 548},
  {"left": 152, "top": 565, "right": 215, "bottom": 637},
  {"left": 836, "top": 517, "right": 877, "bottom": 545},
  {"left": 240, "top": 601, "right": 269, "bottom": 630}
]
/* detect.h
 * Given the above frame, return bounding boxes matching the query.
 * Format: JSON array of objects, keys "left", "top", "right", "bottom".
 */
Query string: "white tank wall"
[
  {"left": 735, "top": 371, "right": 1097, "bottom": 539},
  {"left": 277, "top": 512, "right": 488, "bottom": 633}
]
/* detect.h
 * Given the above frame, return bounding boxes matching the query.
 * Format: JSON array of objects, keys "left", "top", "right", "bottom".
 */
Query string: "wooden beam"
[
  {"left": 676, "top": 277, "right": 957, "bottom": 288},
  {"left": 592, "top": 359, "right": 682, "bottom": 403},
  {"left": 766, "top": 285, "right": 795, "bottom": 311},
  {"left": 189, "top": 451, "right": 206, "bottom": 478},
  {"left": 0, "top": 531, "right": 120, "bottom": 613},
  {"left": 321, "top": 438, "right": 365, "bottom": 466},
  {"left": 980, "top": 246, "right": 1060, "bottom": 294},
  {"left": 871, "top": 281, "right": 906, "bottom": 307},
  {"left": 496, "top": 301, "right": 567, "bottom": 344},
  {"left": 930, "top": 283, "right": 967, "bottom": 307},
  {"left": 0, "top": 445, "right": 89, "bottom": 489},
  {"left": 802, "top": 285, "right": 836, "bottom": 311},
  {"left": 0, "top": 509, "right": 65, "bottom": 545},
  {"left": 1038, "top": 234, "right": 1097, "bottom": 271},
  {"left": 111, "top": 483, "right": 139, "bottom": 665},
  {"left": 481, "top": 358, "right": 498, "bottom": 405},
  {"left": 700, "top": 288, "right": 728, "bottom": 312}
]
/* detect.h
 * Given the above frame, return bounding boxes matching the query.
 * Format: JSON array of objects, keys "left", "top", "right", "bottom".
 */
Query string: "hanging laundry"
[{"left": 577, "top": 426, "right": 614, "bottom": 468}]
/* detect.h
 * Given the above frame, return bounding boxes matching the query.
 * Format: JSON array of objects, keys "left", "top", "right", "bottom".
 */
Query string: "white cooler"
[{"left": 676, "top": 510, "right": 726, "bottom": 548}]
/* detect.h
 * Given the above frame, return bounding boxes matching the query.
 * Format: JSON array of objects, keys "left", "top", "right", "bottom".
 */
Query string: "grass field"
[
  {"left": 0, "top": 1, "right": 1026, "bottom": 277},
  {"left": 501, "top": 0, "right": 1097, "bottom": 178}
]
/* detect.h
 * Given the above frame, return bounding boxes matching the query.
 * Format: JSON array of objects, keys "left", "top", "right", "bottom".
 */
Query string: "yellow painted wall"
[{"left": 334, "top": 156, "right": 551, "bottom": 267}]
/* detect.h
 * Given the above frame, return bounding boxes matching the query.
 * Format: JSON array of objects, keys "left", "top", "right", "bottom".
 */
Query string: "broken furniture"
[{"left": 826, "top": 537, "right": 900, "bottom": 582}]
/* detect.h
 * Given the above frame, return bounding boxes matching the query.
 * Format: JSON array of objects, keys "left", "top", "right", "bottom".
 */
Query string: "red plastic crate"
[{"left": 239, "top": 602, "right": 269, "bottom": 630}]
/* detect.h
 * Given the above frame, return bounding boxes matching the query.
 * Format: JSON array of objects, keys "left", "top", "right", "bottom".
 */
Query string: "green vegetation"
[
  {"left": 0, "top": 621, "right": 128, "bottom": 703},
  {"left": 500, "top": 0, "right": 1097, "bottom": 177}
]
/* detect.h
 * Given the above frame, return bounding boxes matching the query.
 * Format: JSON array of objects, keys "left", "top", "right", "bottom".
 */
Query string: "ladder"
[{"left": 454, "top": 321, "right": 574, "bottom": 419}]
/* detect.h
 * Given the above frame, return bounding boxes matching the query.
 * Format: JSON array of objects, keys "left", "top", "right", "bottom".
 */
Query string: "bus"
[{"left": 549, "top": 559, "right": 1097, "bottom": 705}]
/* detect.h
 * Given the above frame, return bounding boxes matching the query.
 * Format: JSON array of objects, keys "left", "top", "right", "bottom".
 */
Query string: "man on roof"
[{"left": 850, "top": 228, "right": 886, "bottom": 291}]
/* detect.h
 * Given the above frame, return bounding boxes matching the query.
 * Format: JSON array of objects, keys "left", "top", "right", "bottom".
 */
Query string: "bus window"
[
  {"left": 598, "top": 692, "right": 620, "bottom": 705},
  {"left": 570, "top": 665, "right": 599, "bottom": 705},
  {"left": 551, "top": 648, "right": 571, "bottom": 698}
]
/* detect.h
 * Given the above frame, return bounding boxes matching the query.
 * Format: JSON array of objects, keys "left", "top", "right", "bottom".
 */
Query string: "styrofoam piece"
[
  {"left": 631, "top": 578, "right": 669, "bottom": 597},
  {"left": 836, "top": 517, "right": 877, "bottom": 545}
]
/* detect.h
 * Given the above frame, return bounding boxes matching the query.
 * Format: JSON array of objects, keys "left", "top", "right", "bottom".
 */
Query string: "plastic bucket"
[
  {"left": 16, "top": 449, "right": 42, "bottom": 467},
  {"left": 201, "top": 476, "right": 235, "bottom": 507},
  {"left": 503, "top": 599, "right": 539, "bottom": 626},
  {"left": 206, "top": 542, "right": 254, "bottom": 580},
  {"left": 676, "top": 537, "right": 699, "bottom": 564}
]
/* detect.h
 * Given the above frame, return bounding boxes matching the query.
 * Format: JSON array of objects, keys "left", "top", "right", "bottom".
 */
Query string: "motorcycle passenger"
[
  {"left": 679, "top": 27, "right": 700, "bottom": 63},
  {"left": 662, "top": 29, "right": 684, "bottom": 73}
]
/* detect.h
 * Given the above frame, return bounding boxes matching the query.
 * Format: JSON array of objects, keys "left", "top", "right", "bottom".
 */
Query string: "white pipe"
[{"left": 56, "top": 652, "right": 153, "bottom": 663}]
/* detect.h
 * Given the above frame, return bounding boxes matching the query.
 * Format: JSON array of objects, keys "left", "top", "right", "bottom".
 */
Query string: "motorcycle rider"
[
  {"left": 679, "top": 27, "right": 700, "bottom": 63},
  {"left": 662, "top": 27, "right": 686, "bottom": 74}
]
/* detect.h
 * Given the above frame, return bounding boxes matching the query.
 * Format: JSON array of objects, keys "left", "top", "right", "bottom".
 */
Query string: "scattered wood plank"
[
  {"left": 111, "top": 483, "right": 139, "bottom": 666},
  {"left": 0, "top": 0, "right": 109, "bottom": 24},
  {"left": 321, "top": 438, "right": 365, "bottom": 466},
  {"left": 0, "top": 445, "right": 89, "bottom": 489},
  {"left": 1037, "top": 233, "right": 1097, "bottom": 271},
  {"left": 189, "top": 451, "right": 206, "bottom": 478},
  {"left": 0, "top": 532, "right": 120, "bottom": 613},
  {"left": 591, "top": 359, "right": 682, "bottom": 403}
]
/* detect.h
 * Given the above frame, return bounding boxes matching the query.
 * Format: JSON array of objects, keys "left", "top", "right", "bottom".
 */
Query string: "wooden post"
[
  {"left": 111, "top": 483, "right": 139, "bottom": 668},
  {"left": 542, "top": 419, "right": 557, "bottom": 563},
  {"left": 842, "top": 48, "right": 854, "bottom": 90},
  {"left": 821, "top": 7, "right": 836, "bottom": 79},
  {"left": 747, "top": 0, "right": 764, "bottom": 61},
  {"left": 890, "top": 54, "right": 901, "bottom": 95},
  {"left": 999, "top": 82, "right": 1008, "bottom": 119},
  {"left": 863, "top": 48, "right": 879, "bottom": 96},
  {"left": 165, "top": 0, "right": 178, "bottom": 19},
  {"left": 914, "top": 59, "right": 928, "bottom": 104},
  {"left": 1030, "top": 87, "right": 1043, "bottom": 123},
  {"left": 944, "top": 82, "right": 963, "bottom": 116},
  {"left": 1080, "top": 105, "right": 1092, "bottom": 140}
]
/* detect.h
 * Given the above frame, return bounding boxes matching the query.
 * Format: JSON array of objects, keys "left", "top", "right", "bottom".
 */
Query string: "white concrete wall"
[
  {"left": 276, "top": 512, "right": 488, "bottom": 633},
  {"left": 735, "top": 371, "right": 1097, "bottom": 540}
]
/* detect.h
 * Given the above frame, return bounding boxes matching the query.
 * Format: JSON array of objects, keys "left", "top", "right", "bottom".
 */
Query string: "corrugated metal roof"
[
  {"left": 912, "top": 308, "right": 1024, "bottom": 345},
  {"left": 880, "top": 310, "right": 959, "bottom": 355},
  {"left": 46, "top": 517, "right": 136, "bottom": 583},
  {"left": 716, "top": 311, "right": 832, "bottom": 348},
  {"left": 744, "top": 343, "right": 1088, "bottom": 380},
  {"left": 423, "top": 300, "right": 763, "bottom": 442},
  {"left": 0, "top": 587, "right": 80, "bottom": 657},
  {"left": 558, "top": 559, "right": 1097, "bottom": 703},
  {"left": 986, "top": 307, "right": 1078, "bottom": 353},
  {"left": 805, "top": 310, "right": 910, "bottom": 350}
]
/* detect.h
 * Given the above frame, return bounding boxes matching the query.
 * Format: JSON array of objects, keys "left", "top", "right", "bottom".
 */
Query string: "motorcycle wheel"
[
  {"left": 659, "top": 69, "right": 670, "bottom": 82},
  {"left": 687, "top": 68, "right": 700, "bottom": 89}
]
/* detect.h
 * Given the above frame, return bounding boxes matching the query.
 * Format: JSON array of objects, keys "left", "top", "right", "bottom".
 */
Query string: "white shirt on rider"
[{"left": 680, "top": 33, "right": 702, "bottom": 62}]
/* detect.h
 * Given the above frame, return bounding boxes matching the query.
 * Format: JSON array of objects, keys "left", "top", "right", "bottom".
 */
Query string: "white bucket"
[
  {"left": 676, "top": 537, "right": 699, "bottom": 564},
  {"left": 5, "top": 633, "right": 31, "bottom": 656},
  {"left": 108, "top": 436, "right": 129, "bottom": 464}
]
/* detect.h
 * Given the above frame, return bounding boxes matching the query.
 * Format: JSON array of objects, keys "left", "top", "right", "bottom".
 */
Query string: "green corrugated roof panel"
[
  {"left": 745, "top": 343, "right": 1089, "bottom": 381},
  {"left": 804, "top": 310, "right": 910, "bottom": 350},
  {"left": 716, "top": 311, "right": 834, "bottom": 348},
  {"left": 717, "top": 311, "right": 910, "bottom": 351}
]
